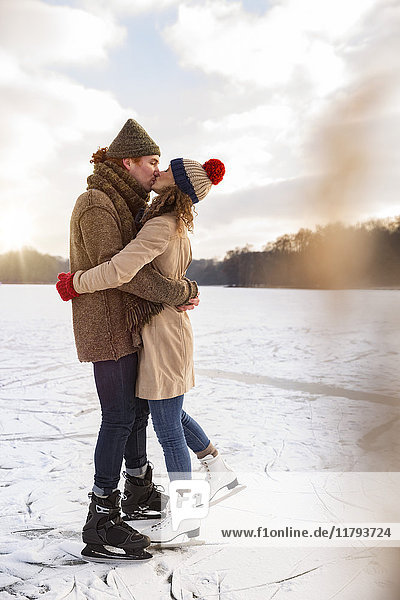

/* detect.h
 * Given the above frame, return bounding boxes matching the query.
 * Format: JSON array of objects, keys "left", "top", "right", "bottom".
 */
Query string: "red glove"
[{"left": 56, "top": 272, "right": 80, "bottom": 301}]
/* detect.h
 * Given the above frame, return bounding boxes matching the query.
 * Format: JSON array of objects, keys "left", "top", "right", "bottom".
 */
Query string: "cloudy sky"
[{"left": 0, "top": 0, "right": 399, "bottom": 260}]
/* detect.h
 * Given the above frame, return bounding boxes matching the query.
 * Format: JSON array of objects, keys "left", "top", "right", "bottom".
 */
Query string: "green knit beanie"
[{"left": 106, "top": 119, "right": 160, "bottom": 159}]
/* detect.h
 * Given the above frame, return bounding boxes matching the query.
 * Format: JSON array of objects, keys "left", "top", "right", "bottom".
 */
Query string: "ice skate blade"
[
  {"left": 60, "top": 541, "right": 152, "bottom": 563},
  {"left": 209, "top": 483, "right": 247, "bottom": 507},
  {"left": 80, "top": 553, "right": 152, "bottom": 564},
  {"left": 151, "top": 535, "right": 205, "bottom": 549},
  {"left": 81, "top": 544, "right": 152, "bottom": 563},
  {"left": 149, "top": 526, "right": 202, "bottom": 547},
  {"left": 123, "top": 510, "right": 164, "bottom": 521}
]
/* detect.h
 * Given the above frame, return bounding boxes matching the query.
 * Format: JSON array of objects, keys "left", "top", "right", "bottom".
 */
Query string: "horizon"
[{"left": 1, "top": 210, "right": 399, "bottom": 262}]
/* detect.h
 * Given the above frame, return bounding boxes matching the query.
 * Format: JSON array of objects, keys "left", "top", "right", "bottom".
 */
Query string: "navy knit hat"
[{"left": 170, "top": 158, "right": 225, "bottom": 203}]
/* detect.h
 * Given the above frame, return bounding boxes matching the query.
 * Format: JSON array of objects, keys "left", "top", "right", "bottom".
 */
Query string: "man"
[{"left": 64, "top": 119, "right": 199, "bottom": 561}]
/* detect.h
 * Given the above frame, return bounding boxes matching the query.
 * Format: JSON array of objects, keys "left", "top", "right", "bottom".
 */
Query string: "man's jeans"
[
  {"left": 93, "top": 353, "right": 149, "bottom": 495},
  {"left": 147, "top": 395, "right": 210, "bottom": 481}
]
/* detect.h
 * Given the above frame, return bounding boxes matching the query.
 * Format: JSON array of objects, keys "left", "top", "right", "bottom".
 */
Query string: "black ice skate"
[
  {"left": 81, "top": 490, "right": 152, "bottom": 562},
  {"left": 121, "top": 465, "right": 169, "bottom": 521}
]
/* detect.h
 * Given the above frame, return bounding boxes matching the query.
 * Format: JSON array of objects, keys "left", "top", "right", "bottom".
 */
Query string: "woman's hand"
[
  {"left": 176, "top": 294, "right": 200, "bottom": 312},
  {"left": 56, "top": 272, "right": 80, "bottom": 301}
]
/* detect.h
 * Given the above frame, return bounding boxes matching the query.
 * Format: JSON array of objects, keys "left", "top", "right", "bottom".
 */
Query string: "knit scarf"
[{"left": 87, "top": 161, "right": 164, "bottom": 338}]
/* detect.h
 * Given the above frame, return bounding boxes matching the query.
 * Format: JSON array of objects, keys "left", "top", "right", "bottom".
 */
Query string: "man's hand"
[{"left": 177, "top": 295, "right": 200, "bottom": 312}]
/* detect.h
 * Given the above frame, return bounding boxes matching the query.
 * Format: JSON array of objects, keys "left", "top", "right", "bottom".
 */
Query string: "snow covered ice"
[{"left": 1, "top": 284, "right": 400, "bottom": 599}]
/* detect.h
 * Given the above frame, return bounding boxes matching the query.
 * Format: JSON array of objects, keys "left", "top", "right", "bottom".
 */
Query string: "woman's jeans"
[
  {"left": 147, "top": 395, "right": 210, "bottom": 481},
  {"left": 93, "top": 353, "right": 149, "bottom": 495}
]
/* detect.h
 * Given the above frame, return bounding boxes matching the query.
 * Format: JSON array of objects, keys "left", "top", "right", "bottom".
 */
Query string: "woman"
[{"left": 57, "top": 157, "right": 239, "bottom": 544}]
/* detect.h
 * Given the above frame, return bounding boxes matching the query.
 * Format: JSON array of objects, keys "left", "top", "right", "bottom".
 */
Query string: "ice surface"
[{"left": 0, "top": 285, "right": 399, "bottom": 598}]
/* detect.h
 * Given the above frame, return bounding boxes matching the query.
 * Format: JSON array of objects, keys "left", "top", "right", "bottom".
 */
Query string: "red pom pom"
[{"left": 202, "top": 159, "right": 225, "bottom": 185}]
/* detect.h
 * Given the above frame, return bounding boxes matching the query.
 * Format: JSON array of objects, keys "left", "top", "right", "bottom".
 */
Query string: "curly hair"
[
  {"left": 90, "top": 147, "right": 142, "bottom": 168},
  {"left": 141, "top": 186, "right": 196, "bottom": 233}
]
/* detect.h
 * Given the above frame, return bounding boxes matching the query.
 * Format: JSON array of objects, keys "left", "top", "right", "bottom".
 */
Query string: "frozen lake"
[{"left": 1, "top": 285, "right": 399, "bottom": 598}]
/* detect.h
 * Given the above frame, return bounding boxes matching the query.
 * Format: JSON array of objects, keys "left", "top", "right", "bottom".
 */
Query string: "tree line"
[
  {"left": 187, "top": 218, "right": 400, "bottom": 288},
  {"left": 1, "top": 217, "right": 400, "bottom": 288},
  {"left": 0, "top": 247, "right": 68, "bottom": 284}
]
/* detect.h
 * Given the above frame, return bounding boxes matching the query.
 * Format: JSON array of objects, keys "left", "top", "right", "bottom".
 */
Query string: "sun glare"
[{"left": 0, "top": 210, "right": 34, "bottom": 252}]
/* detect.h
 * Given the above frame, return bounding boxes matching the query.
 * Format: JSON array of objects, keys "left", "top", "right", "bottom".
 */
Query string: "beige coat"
[{"left": 73, "top": 213, "right": 195, "bottom": 400}]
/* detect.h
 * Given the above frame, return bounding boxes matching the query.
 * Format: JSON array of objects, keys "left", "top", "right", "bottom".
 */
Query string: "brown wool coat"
[
  {"left": 70, "top": 190, "right": 196, "bottom": 363},
  {"left": 73, "top": 213, "right": 195, "bottom": 400}
]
